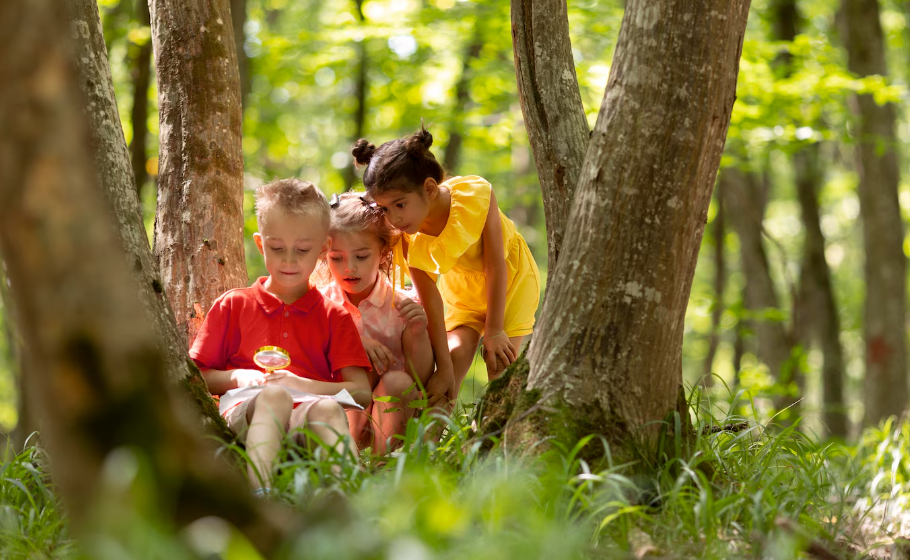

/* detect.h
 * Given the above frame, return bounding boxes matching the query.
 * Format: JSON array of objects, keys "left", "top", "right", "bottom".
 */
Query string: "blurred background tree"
[{"left": 1, "top": 0, "right": 908, "bottom": 444}]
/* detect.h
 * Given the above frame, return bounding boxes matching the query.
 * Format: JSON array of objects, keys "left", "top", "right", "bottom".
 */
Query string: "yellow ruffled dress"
[{"left": 392, "top": 175, "right": 540, "bottom": 337}]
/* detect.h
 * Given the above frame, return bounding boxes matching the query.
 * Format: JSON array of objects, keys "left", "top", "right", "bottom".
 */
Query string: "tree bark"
[
  {"left": 67, "top": 0, "right": 231, "bottom": 439},
  {"left": 840, "top": 0, "right": 908, "bottom": 425},
  {"left": 0, "top": 0, "right": 291, "bottom": 551},
  {"left": 129, "top": 0, "right": 153, "bottom": 198},
  {"left": 793, "top": 144, "right": 848, "bottom": 438},
  {"left": 722, "top": 165, "right": 801, "bottom": 420},
  {"left": 510, "top": 0, "right": 589, "bottom": 273},
  {"left": 230, "top": 0, "right": 250, "bottom": 111},
  {"left": 150, "top": 0, "right": 248, "bottom": 347},
  {"left": 492, "top": 0, "right": 751, "bottom": 459},
  {"left": 774, "top": 0, "right": 846, "bottom": 438},
  {"left": 702, "top": 185, "right": 726, "bottom": 388},
  {"left": 343, "top": 0, "right": 368, "bottom": 191},
  {"left": 443, "top": 32, "right": 483, "bottom": 174}
]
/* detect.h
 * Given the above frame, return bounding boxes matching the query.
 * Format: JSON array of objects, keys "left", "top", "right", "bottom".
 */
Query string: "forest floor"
[{"left": 2, "top": 378, "right": 910, "bottom": 559}]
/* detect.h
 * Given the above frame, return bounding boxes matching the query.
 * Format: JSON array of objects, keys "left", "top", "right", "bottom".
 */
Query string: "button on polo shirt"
[{"left": 190, "top": 277, "right": 371, "bottom": 383}]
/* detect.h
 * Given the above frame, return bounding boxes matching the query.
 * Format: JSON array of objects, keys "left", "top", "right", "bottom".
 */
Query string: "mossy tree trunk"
[
  {"left": 67, "top": 0, "right": 231, "bottom": 440},
  {"left": 482, "top": 0, "right": 750, "bottom": 462},
  {"left": 150, "top": 0, "right": 248, "bottom": 347},
  {"left": 839, "top": 0, "right": 908, "bottom": 425},
  {"left": 0, "top": 0, "right": 291, "bottom": 552}
]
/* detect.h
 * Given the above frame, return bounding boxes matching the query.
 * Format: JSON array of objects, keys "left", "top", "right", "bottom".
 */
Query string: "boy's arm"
[
  {"left": 200, "top": 368, "right": 266, "bottom": 395},
  {"left": 265, "top": 368, "right": 372, "bottom": 408}
]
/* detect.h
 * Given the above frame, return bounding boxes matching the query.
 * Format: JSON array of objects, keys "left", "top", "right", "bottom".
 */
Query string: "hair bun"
[
  {"left": 405, "top": 126, "right": 433, "bottom": 157},
  {"left": 352, "top": 139, "right": 376, "bottom": 166}
]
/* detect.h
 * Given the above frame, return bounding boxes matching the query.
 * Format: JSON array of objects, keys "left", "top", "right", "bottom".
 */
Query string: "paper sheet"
[{"left": 218, "top": 385, "right": 362, "bottom": 416}]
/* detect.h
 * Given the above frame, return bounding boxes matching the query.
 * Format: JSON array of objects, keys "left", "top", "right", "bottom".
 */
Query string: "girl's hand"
[
  {"left": 482, "top": 332, "right": 516, "bottom": 375},
  {"left": 424, "top": 366, "right": 455, "bottom": 409},
  {"left": 231, "top": 369, "right": 267, "bottom": 388},
  {"left": 397, "top": 298, "right": 428, "bottom": 335},
  {"left": 362, "top": 336, "right": 394, "bottom": 374}
]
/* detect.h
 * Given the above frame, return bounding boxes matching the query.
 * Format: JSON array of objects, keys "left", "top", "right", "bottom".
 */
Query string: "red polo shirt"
[{"left": 190, "top": 277, "right": 370, "bottom": 384}]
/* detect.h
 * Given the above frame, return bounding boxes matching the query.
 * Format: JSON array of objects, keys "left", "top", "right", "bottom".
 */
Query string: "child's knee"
[
  {"left": 253, "top": 385, "right": 293, "bottom": 417},
  {"left": 377, "top": 370, "right": 415, "bottom": 398},
  {"left": 307, "top": 398, "right": 347, "bottom": 426}
]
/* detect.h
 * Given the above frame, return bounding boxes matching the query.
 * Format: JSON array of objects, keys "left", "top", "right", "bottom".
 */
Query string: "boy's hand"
[
  {"left": 396, "top": 298, "right": 428, "bottom": 335},
  {"left": 231, "top": 369, "right": 266, "bottom": 388},
  {"left": 264, "top": 370, "right": 304, "bottom": 390},
  {"left": 362, "top": 336, "right": 394, "bottom": 374}
]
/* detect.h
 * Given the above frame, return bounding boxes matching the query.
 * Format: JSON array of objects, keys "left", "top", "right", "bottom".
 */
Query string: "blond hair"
[
  {"left": 314, "top": 191, "right": 401, "bottom": 287},
  {"left": 255, "top": 178, "right": 330, "bottom": 231}
]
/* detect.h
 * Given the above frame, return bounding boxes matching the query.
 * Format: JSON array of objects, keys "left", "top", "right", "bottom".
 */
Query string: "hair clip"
[
  {"left": 359, "top": 195, "right": 378, "bottom": 210},
  {"left": 329, "top": 193, "right": 340, "bottom": 209}
]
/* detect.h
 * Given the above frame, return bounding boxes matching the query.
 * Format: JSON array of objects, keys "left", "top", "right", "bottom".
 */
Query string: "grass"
[{"left": 2, "top": 385, "right": 909, "bottom": 559}]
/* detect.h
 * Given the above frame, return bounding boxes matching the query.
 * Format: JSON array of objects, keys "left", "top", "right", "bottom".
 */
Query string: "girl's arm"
[
  {"left": 410, "top": 267, "right": 455, "bottom": 406},
  {"left": 399, "top": 298, "right": 434, "bottom": 386},
  {"left": 265, "top": 367, "right": 372, "bottom": 408},
  {"left": 480, "top": 189, "right": 516, "bottom": 366}
]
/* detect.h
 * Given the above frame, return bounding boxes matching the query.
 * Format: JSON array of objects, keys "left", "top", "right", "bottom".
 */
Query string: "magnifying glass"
[{"left": 253, "top": 346, "right": 291, "bottom": 374}]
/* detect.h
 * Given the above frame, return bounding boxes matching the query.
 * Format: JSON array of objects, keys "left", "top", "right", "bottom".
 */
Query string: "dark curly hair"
[{"left": 352, "top": 124, "right": 445, "bottom": 196}]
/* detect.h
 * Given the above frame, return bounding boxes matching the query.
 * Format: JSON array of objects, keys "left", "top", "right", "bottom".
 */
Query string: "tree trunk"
[
  {"left": 840, "top": 0, "right": 908, "bottom": 425},
  {"left": 443, "top": 32, "right": 483, "bottom": 174},
  {"left": 0, "top": 0, "right": 291, "bottom": 551},
  {"left": 150, "top": 0, "right": 248, "bottom": 347},
  {"left": 722, "top": 165, "right": 800, "bottom": 421},
  {"left": 702, "top": 185, "right": 726, "bottom": 388},
  {"left": 67, "top": 0, "right": 231, "bottom": 439},
  {"left": 343, "top": 0, "right": 368, "bottom": 191},
  {"left": 510, "top": 0, "right": 589, "bottom": 273},
  {"left": 793, "top": 144, "right": 848, "bottom": 438},
  {"left": 774, "top": 0, "right": 846, "bottom": 438},
  {"left": 129, "top": 0, "right": 153, "bottom": 198},
  {"left": 230, "top": 0, "right": 250, "bottom": 110},
  {"left": 487, "top": 0, "right": 750, "bottom": 460}
]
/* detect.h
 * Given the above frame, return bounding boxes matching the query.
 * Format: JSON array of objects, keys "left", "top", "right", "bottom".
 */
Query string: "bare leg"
[
  {"left": 371, "top": 370, "right": 420, "bottom": 456},
  {"left": 345, "top": 368, "right": 379, "bottom": 451},
  {"left": 291, "top": 399, "right": 356, "bottom": 464},
  {"left": 448, "top": 326, "right": 482, "bottom": 399},
  {"left": 244, "top": 386, "right": 293, "bottom": 489},
  {"left": 484, "top": 335, "right": 525, "bottom": 381}
]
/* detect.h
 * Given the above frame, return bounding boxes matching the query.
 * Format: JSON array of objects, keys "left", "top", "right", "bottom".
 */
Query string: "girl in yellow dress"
[{"left": 351, "top": 126, "right": 541, "bottom": 403}]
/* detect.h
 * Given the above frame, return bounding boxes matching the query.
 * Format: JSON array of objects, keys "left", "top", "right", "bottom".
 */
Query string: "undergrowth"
[{"left": 1, "top": 388, "right": 908, "bottom": 560}]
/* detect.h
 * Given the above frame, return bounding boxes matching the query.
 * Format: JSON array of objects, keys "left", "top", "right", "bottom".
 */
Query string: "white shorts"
[{"left": 223, "top": 393, "right": 325, "bottom": 444}]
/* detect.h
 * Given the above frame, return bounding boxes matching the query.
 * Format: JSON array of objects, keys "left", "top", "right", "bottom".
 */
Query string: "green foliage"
[
  {"left": 7, "top": 397, "right": 910, "bottom": 559},
  {"left": 0, "top": 441, "right": 74, "bottom": 559}
]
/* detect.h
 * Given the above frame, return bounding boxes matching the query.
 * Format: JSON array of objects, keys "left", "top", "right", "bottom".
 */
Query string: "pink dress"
[{"left": 321, "top": 275, "right": 416, "bottom": 372}]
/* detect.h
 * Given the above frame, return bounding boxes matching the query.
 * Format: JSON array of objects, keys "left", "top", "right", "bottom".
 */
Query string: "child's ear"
[
  {"left": 253, "top": 232, "right": 264, "bottom": 255},
  {"left": 319, "top": 235, "right": 331, "bottom": 258},
  {"left": 423, "top": 177, "right": 438, "bottom": 198}
]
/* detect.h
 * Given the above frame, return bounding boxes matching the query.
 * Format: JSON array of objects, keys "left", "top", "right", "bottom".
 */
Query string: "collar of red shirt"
[{"left": 251, "top": 277, "right": 321, "bottom": 314}]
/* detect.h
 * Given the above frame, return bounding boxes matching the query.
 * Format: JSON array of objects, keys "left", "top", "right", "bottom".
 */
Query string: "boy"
[{"left": 190, "top": 179, "right": 372, "bottom": 495}]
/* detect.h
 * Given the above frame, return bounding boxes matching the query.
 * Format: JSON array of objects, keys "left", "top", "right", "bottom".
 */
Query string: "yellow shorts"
[{"left": 440, "top": 236, "right": 540, "bottom": 338}]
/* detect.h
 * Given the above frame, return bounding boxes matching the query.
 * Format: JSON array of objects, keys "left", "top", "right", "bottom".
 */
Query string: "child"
[
  {"left": 351, "top": 126, "right": 541, "bottom": 402},
  {"left": 318, "top": 192, "right": 434, "bottom": 455},
  {"left": 190, "top": 179, "right": 372, "bottom": 494}
]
